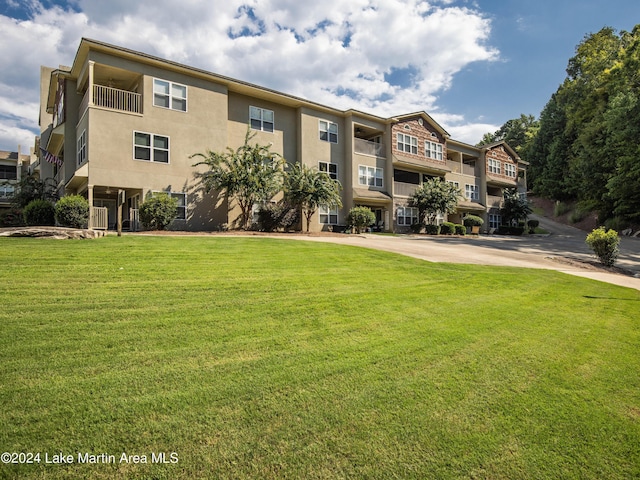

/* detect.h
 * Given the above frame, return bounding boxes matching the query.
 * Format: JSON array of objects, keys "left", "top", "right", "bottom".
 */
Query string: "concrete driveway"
[{"left": 286, "top": 216, "right": 640, "bottom": 291}]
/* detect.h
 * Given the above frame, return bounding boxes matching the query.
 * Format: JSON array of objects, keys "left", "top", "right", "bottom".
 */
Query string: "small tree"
[
  {"left": 139, "top": 193, "right": 178, "bottom": 230},
  {"left": 409, "top": 177, "right": 461, "bottom": 225},
  {"left": 55, "top": 195, "right": 89, "bottom": 228},
  {"left": 192, "top": 128, "right": 283, "bottom": 230},
  {"left": 586, "top": 227, "right": 620, "bottom": 267},
  {"left": 11, "top": 174, "right": 58, "bottom": 208},
  {"left": 284, "top": 163, "right": 342, "bottom": 232},
  {"left": 23, "top": 199, "right": 55, "bottom": 226},
  {"left": 347, "top": 207, "right": 376, "bottom": 234},
  {"left": 501, "top": 188, "right": 532, "bottom": 226}
]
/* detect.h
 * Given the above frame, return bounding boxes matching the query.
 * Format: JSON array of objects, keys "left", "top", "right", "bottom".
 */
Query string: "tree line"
[{"left": 479, "top": 25, "right": 640, "bottom": 228}]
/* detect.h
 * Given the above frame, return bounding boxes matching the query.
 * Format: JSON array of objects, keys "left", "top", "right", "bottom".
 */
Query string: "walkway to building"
[{"left": 283, "top": 216, "right": 640, "bottom": 291}]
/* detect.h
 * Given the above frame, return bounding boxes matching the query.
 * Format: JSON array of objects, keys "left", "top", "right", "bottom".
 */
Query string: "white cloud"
[{"left": 0, "top": 0, "right": 499, "bottom": 151}]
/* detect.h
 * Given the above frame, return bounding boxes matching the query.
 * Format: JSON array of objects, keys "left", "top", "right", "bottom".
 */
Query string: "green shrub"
[
  {"left": 139, "top": 193, "right": 178, "bottom": 230},
  {"left": 454, "top": 224, "right": 466, "bottom": 235},
  {"left": 463, "top": 215, "right": 484, "bottom": 227},
  {"left": 527, "top": 219, "right": 539, "bottom": 233},
  {"left": 55, "top": 195, "right": 89, "bottom": 228},
  {"left": 424, "top": 224, "right": 440, "bottom": 235},
  {"left": 23, "top": 199, "right": 55, "bottom": 226},
  {"left": 604, "top": 216, "right": 630, "bottom": 232},
  {"left": 346, "top": 207, "right": 376, "bottom": 234},
  {"left": 440, "top": 222, "right": 455, "bottom": 235},
  {"left": 257, "top": 203, "right": 299, "bottom": 232},
  {"left": 586, "top": 227, "right": 620, "bottom": 267},
  {"left": 409, "top": 222, "right": 424, "bottom": 234},
  {"left": 0, "top": 208, "right": 24, "bottom": 227}
]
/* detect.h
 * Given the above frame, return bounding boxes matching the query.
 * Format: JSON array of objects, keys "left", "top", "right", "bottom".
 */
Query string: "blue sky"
[{"left": 0, "top": 0, "right": 638, "bottom": 153}]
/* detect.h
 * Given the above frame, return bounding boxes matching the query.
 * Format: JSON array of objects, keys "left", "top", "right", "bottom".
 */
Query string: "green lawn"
[{"left": 1, "top": 236, "right": 638, "bottom": 479}]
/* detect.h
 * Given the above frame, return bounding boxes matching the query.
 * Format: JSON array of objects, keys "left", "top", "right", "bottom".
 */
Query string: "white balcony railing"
[
  {"left": 354, "top": 138, "right": 385, "bottom": 157},
  {"left": 129, "top": 208, "right": 140, "bottom": 232},
  {"left": 93, "top": 85, "right": 141, "bottom": 114},
  {"left": 91, "top": 206, "right": 108, "bottom": 230}
]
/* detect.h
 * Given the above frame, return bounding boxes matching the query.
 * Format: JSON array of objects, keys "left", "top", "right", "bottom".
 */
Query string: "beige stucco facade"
[{"left": 38, "top": 38, "right": 526, "bottom": 233}]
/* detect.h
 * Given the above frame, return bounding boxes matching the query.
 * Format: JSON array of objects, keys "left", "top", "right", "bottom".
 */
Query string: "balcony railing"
[
  {"left": 93, "top": 85, "right": 141, "bottom": 114},
  {"left": 394, "top": 181, "right": 418, "bottom": 197},
  {"left": 91, "top": 206, "right": 108, "bottom": 230},
  {"left": 486, "top": 195, "right": 503, "bottom": 209},
  {"left": 354, "top": 138, "right": 385, "bottom": 157}
]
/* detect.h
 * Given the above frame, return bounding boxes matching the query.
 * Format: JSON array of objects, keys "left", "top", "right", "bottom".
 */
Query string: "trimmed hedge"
[
  {"left": 55, "top": 195, "right": 89, "bottom": 228},
  {"left": 23, "top": 199, "right": 55, "bottom": 226}
]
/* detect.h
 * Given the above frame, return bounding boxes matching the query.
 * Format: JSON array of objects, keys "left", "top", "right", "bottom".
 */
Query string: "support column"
[
  {"left": 88, "top": 185, "right": 94, "bottom": 229},
  {"left": 88, "top": 61, "right": 95, "bottom": 107}
]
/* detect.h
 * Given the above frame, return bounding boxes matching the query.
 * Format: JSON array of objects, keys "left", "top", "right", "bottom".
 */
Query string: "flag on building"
[{"left": 40, "top": 147, "right": 63, "bottom": 166}]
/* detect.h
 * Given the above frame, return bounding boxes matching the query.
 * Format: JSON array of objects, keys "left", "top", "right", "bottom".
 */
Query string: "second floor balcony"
[
  {"left": 80, "top": 84, "right": 142, "bottom": 117},
  {"left": 354, "top": 137, "right": 385, "bottom": 158}
]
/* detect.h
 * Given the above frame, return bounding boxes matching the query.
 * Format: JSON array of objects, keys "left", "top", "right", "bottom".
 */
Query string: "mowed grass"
[{"left": 0, "top": 235, "right": 638, "bottom": 479}]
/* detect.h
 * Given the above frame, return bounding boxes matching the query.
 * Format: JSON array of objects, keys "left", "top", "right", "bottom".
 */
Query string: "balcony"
[
  {"left": 394, "top": 181, "right": 418, "bottom": 197},
  {"left": 354, "top": 138, "right": 385, "bottom": 157},
  {"left": 80, "top": 85, "right": 142, "bottom": 118},
  {"left": 487, "top": 195, "right": 503, "bottom": 209}
]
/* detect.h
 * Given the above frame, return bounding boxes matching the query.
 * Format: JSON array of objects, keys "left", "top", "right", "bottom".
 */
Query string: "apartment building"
[
  {"left": 0, "top": 148, "right": 32, "bottom": 214},
  {"left": 38, "top": 38, "right": 526, "bottom": 233}
]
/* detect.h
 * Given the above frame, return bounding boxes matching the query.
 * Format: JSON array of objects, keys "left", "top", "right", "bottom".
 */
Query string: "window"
[
  {"left": 397, "top": 206, "right": 419, "bottom": 226},
  {"left": 397, "top": 133, "right": 418, "bottom": 154},
  {"left": 489, "top": 214, "right": 501, "bottom": 229},
  {"left": 448, "top": 180, "right": 459, "bottom": 189},
  {"left": 134, "top": 132, "right": 169, "bottom": 163},
  {"left": 77, "top": 130, "right": 86, "bottom": 166},
  {"left": 319, "top": 162, "right": 338, "bottom": 180},
  {"left": 465, "top": 184, "right": 479, "bottom": 201},
  {"left": 250, "top": 106, "right": 274, "bottom": 132},
  {"left": 425, "top": 141, "right": 443, "bottom": 160},
  {"left": 319, "top": 205, "right": 338, "bottom": 224},
  {"left": 319, "top": 120, "right": 338, "bottom": 143},
  {"left": 170, "top": 192, "right": 186, "bottom": 220},
  {"left": 0, "top": 184, "right": 14, "bottom": 198},
  {"left": 488, "top": 158, "right": 501, "bottom": 174},
  {"left": 0, "top": 165, "right": 17, "bottom": 180},
  {"left": 153, "top": 79, "right": 187, "bottom": 111},
  {"left": 505, "top": 163, "right": 516, "bottom": 178},
  {"left": 359, "top": 165, "right": 383, "bottom": 187}
]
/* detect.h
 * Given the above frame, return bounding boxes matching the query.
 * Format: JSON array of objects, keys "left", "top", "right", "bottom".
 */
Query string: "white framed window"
[
  {"left": 0, "top": 184, "right": 15, "bottom": 198},
  {"left": 397, "top": 133, "right": 418, "bottom": 154},
  {"left": 319, "top": 120, "right": 338, "bottom": 143},
  {"left": 319, "top": 205, "right": 338, "bottom": 224},
  {"left": 77, "top": 130, "right": 86, "bottom": 166},
  {"left": 425, "top": 141, "right": 443, "bottom": 160},
  {"left": 359, "top": 165, "right": 383, "bottom": 187},
  {"left": 505, "top": 163, "right": 516, "bottom": 178},
  {"left": 489, "top": 214, "right": 501, "bottom": 229},
  {"left": 319, "top": 161, "right": 338, "bottom": 180},
  {"left": 397, "top": 206, "right": 419, "bottom": 226},
  {"left": 250, "top": 106, "right": 274, "bottom": 132},
  {"left": 134, "top": 131, "right": 169, "bottom": 163},
  {"left": 465, "top": 184, "right": 479, "bottom": 201},
  {"left": 489, "top": 158, "right": 501, "bottom": 174},
  {"left": 153, "top": 79, "right": 187, "bottom": 111},
  {"left": 448, "top": 180, "right": 459, "bottom": 189},
  {"left": 171, "top": 192, "right": 186, "bottom": 220}
]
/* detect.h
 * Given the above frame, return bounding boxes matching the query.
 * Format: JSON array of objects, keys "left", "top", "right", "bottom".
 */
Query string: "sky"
[{"left": 1, "top": 0, "right": 639, "bottom": 154}]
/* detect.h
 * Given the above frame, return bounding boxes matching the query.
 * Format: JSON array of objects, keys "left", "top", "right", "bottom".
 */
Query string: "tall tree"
[
  {"left": 478, "top": 114, "right": 539, "bottom": 157},
  {"left": 284, "top": 163, "right": 342, "bottom": 232},
  {"left": 9, "top": 174, "right": 58, "bottom": 208},
  {"left": 192, "top": 129, "right": 283, "bottom": 230},
  {"left": 408, "top": 177, "right": 461, "bottom": 225}
]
